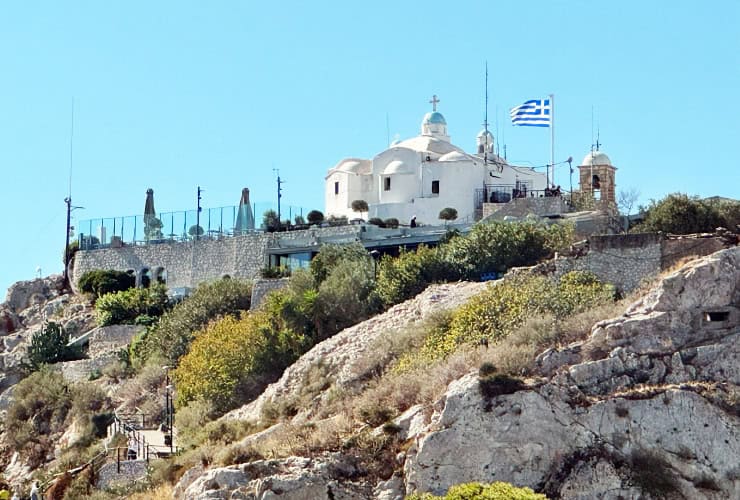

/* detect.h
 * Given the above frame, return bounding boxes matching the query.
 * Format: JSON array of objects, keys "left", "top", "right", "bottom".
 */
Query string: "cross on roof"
[{"left": 429, "top": 94, "right": 440, "bottom": 112}]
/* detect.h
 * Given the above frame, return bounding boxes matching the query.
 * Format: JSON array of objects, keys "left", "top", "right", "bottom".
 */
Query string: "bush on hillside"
[
  {"left": 95, "top": 284, "right": 169, "bottom": 327},
  {"left": 440, "top": 220, "right": 573, "bottom": 279},
  {"left": 173, "top": 313, "right": 306, "bottom": 414},
  {"left": 407, "top": 481, "right": 546, "bottom": 500},
  {"left": 635, "top": 193, "right": 740, "bottom": 234},
  {"left": 306, "top": 210, "right": 324, "bottom": 225},
  {"left": 309, "top": 243, "right": 371, "bottom": 285},
  {"left": 78, "top": 269, "right": 136, "bottom": 299},
  {"left": 314, "top": 258, "right": 380, "bottom": 338},
  {"left": 5, "top": 369, "right": 112, "bottom": 468},
  {"left": 375, "top": 245, "right": 457, "bottom": 307},
  {"left": 132, "top": 278, "right": 252, "bottom": 366},
  {"left": 400, "top": 271, "right": 614, "bottom": 368},
  {"left": 23, "top": 322, "right": 84, "bottom": 371}
]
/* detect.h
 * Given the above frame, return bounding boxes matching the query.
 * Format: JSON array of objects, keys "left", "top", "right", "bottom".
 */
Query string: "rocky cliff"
[{"left": 180, "top": 247, "right": 739, "bottom": 499}]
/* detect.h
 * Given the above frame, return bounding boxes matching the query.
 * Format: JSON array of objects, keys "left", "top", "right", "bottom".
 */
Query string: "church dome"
[
  {"left": 581, "top": 151, "right": 612, "bottom": 166},
  {"left": 338, "top": 160, "right": 361, "bottom": 173},
  {"left": 439, "top": 151, "right": 468, "bottom": 162},
  {"left": 383, "top": 160, "right": 414, "bottom": 175},
  {"left": 423, "top": 112, "right": 447, "bottom": 125},
  {"left": 477, "top": 129, "right": 493, "bottom": 139}
]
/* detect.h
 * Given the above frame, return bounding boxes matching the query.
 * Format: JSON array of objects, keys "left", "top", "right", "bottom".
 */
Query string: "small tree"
[
  {"left": 294, "top": 214, "right": 306, "bottom": 225},
  {"left": 351, "top": 200, "right": 369, "bottom": 220},
  {"left": 262, "top": 210, "right": 280, "bottom": 231},
  {"left": 188, "top": 225, "right": 204, "bottom": 238},
  {"left": 307, "top": 210, "right": 324, "bottom": 225},
  {"left": 24, "top": 322, "right": 83, "bottom": 371},
  {"left": 439, "top": 207, "right": 458, "bottom": 224},
  {"left": 618, "top": 187, "right": 641, "bottom": 231},
  {"left": 384, "top": 218, "right": 400, "bottom": 229}
]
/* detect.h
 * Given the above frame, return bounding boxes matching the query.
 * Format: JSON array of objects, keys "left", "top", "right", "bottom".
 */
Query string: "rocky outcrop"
[
  {"left": 224, "top": 281, "right": 487, "bottom": 422},
  {"left": 404, "top": 246, "right": 740, "bottom": 499},
  {"left": 185, "top": 247, "right": 739, "bottom": 499},
  {"left": 177, "top": 454, "right": 372, "bottom": 500}
]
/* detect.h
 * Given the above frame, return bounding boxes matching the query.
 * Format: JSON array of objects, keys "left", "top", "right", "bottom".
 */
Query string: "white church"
[{"left": 325, "top": 96, "right": 548, "bottom": 224}]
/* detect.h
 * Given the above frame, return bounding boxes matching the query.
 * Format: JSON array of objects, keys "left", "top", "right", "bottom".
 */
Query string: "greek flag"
[{"left": 510, "top": 98, "right": 551, "bottom": 127}]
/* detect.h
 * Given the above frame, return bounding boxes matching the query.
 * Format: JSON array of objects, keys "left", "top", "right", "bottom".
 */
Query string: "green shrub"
[
  {"left": 368, "top": 217, "right": 385, "bottom": 227},
  {"left": 260, "top": 266, "right": 291, "bottom": 279},
  {"left": 23, "top": 322, "right": 84, "bottom": 371},
  {"left": 376, "top": 245, "right": 456, "bottom": 306},
  {"left": 307, "top": 210, "right": 324, "bottom": 225},
  {"left": 133, "top": 278, "right": 252, "bottom": 366},
  {"left": 401, "top": 272, "right": 614, "bottom": 368},
  {"left": 440, "top": 220, "right": 573, "bottom": 280},
  {"left": 95, "top": 284, "right": 169, "bottom": 327},
  {"left": 173, "top": 312, "right": 306, "bottom": 414},
  {"left": 309, "top": 243, "right": 370, "bottom": 285},
  {"left": 406, "top": 481, "right": 547, "bottom": 499},
  {"left": 77, "top": 270, "right": 135, "bottom": 299},
  {"left": 384, "top": 218, "right": 400, "bottom": 228},
  {"left": 635, "top": 193, "right": 740, "bottom": 234}
]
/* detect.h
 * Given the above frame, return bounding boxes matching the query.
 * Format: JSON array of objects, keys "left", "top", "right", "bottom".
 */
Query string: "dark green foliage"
[
  {"left": 260, "top": 266, "right": 292, "bottom": 279},
  {"left": 95, "top": 284, "right": 170, "bottom": 327},
  {"left": 384, "top": 217, "right": 399, "bottom": 228},
  {"left": 351, "top": 199, "right": 369, "bottom": 215},
  {"left": 78, "top": 270, "right": 135, "bottom": 299},
  {"left": 438, "top": 207, "right": 458, "bottom": 222},
  {"left": 294, "top": 214, "right": 306, "bottom": 225},
  {"left": 479, "top": 373, "right": 525, "bottom": 402},
  {"left": 628, "top": 449, "right": 680, "bottom": 498},
  {"left": 439, "top": 220, "right": 573, "bottom": 279},
  {"left": 307, "top": 210, "right": 325, "bottom": 225},
  {"left": 262, "top": 209, "right": 280, "bottom": 231},
  {"left": 188, "top": 224, "right": 204, "bottom": 237},
  {"left": 133, "top": 278, "right": 252, "bottom": 366},
  {"left": 326, "top": 214, "right": 348, "bottom": 226},
  {"left": 636, "top": 193, "right": 740, "bottom": 234},
  {"left": 375, "top": 245, "right": 457, "bottom": 307},
  {"left": 478, "top": 362, "right": 497, "bottom": 377},
  {"left": 309, "top": 243, "right": 371, "bottom": 285},
  {"left": 24, "top": 322, "right": 84, "bottom": 371},
  {"left": 368, "top": 217, "right": 385, "bottom": 227}
]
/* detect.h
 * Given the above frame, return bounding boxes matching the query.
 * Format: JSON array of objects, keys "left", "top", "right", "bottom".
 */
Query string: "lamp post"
[
  {"left": 162, "top": 366, "right": 174, "bottom": 453},
  {"left": 369, "top": 250, "right": 380, "bottom": 280}
]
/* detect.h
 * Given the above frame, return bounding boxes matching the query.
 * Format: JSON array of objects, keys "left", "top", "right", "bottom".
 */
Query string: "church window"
[
  {"left": 334, "top": 181, "right": 339, "bottom": 195},
  {"left": 384, "top": 177, "right": 391, "bottom": 191},
  {"left": 592, "top": 175, "right": 601, "bottom": 189},
  {"left": 478, "top": 144, "right": 484, "bottom": 154},
  {"left": 432, "top": 180, "right": 440, "bottom": 194}
]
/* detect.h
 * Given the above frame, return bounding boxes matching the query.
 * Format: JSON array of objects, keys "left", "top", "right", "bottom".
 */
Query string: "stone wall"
[
  {"left": 95, "top": 460, "right": 148, "bottom": 489},
  {"left": 554, "top": 233, "right": 663, "bottom": 293},
  {"left": 88, "top": 325, "right": 144, "bottom": 358},
  {"left": 482, "top": 197, "right": 567, "bottom": 219},
  {"left": 539, "top": 233, "right": 734, "bottom": 294},
  {"left": 72, "top": 226, "right": 360, "bottom": 291}
]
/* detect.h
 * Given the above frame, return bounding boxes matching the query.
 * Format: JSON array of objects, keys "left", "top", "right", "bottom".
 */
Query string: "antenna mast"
[
  {"left": 273, "top": 168, "right": 283, "bottom": 231},
  {"left": 63, "top": 98, "right": 75, "bottom": 287},
  {"left": 484, "top": 62, "right": 489, "bottom": 164}
]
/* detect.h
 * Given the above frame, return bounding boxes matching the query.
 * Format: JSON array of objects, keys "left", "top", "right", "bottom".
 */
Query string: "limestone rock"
[{"left": 178, "top": 455, "right": 373, "bottom": 500}]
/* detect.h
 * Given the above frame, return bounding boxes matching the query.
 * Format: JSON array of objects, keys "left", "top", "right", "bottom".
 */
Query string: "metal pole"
[
  {"left": 196, "top": 186, "right": 202, "bottom": 241},
  {"left": 549, "top": 94, "right": 555, "bottom": 188},
  {"left": 63, "top": 197, "right": 72, "bottom": 286}
]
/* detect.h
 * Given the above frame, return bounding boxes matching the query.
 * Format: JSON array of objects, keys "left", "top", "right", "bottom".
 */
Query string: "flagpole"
[{"left": 550, "top": 93, "right": 555, "bottom": 187}]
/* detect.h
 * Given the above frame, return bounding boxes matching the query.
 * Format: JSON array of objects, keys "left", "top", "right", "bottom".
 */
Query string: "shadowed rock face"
[{"left": 178, "top": 247, "right": 739, "bottom": 500}]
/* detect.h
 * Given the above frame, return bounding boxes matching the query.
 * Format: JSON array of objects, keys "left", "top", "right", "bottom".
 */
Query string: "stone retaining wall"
[
  {"left": 96, "top": 460, "right": 148, "bottom": 489},
  {"left": 72, "top": 226, "right": 359, "bottom": 291},
  {"left": 88, "top": 325, "right": 144, "bottom": 358}
]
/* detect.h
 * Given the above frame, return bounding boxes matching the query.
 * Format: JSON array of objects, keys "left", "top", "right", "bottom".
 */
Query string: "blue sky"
[{"left": 1, "top": 1, "right": 738, "bottom": 296}]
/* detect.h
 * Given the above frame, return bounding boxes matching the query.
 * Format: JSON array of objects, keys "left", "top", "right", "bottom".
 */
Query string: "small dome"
[
  {"left": 338, "top": 160, "right": 361, "bottom": 173},
  {"left": 383, "top": 160, "right": 414, "bottom": 175},
  {"left": 422, "top": 112, "right": 447, "bottom": 125},
  {"left": 581, "top": 151, "right": 612, "bottom": 166},
  {"left": 439, "top": 151, "right": 468, "bottom": 162},
  {"left": 477, "top": 129, "right": 493, "bottom": 139}
]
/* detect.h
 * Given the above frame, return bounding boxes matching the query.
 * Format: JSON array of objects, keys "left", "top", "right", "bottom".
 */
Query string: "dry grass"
[
  {"left": 127, "top": 483, "right": 174, "bottom": 500},
  {"left": 115, "top": 363, "right": 165, "bottom": 418}
]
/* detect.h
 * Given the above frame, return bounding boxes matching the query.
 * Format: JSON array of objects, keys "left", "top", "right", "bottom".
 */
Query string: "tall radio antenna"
[{"left": 483, "top": 61, "right": 489, "bottom": 163}]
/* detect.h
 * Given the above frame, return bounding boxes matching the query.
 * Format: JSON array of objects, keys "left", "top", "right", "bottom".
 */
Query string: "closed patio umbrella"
[
  {"left": 143, "top": 188, "right": 162, "bottom": 241},
  {"left": 234, "top": 187, "right": 255, "bottom": 234}
]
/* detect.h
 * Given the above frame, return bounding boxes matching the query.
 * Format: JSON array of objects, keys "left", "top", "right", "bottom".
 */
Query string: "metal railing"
[{"left": 79, "top": 203, "right": 311, "bottom": 249}]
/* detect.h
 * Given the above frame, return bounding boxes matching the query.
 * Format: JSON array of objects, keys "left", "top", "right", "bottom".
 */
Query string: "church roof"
[
  {"left": 423, "top": 111, "right": 447, "bottom": 125},
  {"left": 328, "top": 158, "right": 372, "bottom": 175},
  {"left": 438, "top": 151, "right": 471, "bottom": 162},
  {"left": 392, "top": 135, "right": 462, "bottom": 155},
  {"left": 383, "top": 160, "right": 414, "bottom": 175},
  {"left": 581, "top": 151, "right": 612, "bottom": 166}
]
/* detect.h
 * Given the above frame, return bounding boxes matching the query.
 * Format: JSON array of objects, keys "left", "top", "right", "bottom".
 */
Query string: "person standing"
[
  {"left": 29, "top": 481, "right": 39, "bottom": 500},
  {"left": 410, "top": 215, "right": 417, "bottom": 228}
]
